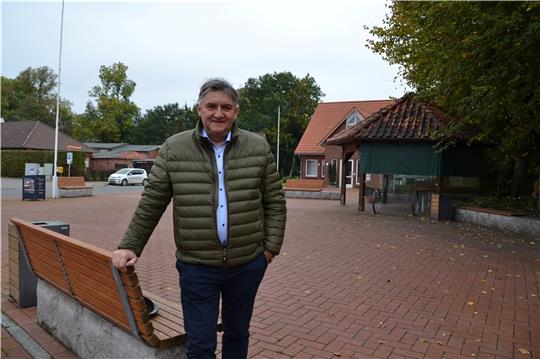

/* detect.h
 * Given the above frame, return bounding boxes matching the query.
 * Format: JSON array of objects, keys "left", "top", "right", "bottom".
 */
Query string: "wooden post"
[
  {"left": 358, "top": 173, "right": 366, "bottom": 211},
  {"left": 340, "top": 157, "right": 347, "bottom": 206},
  {"left": 339, "top": 147, "right": 355, "bottom": 206}
]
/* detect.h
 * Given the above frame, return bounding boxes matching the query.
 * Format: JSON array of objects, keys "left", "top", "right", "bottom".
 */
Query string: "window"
[
  {"left": 345, "top": 111, "right": 364, "bottom": 129},
  {"left": 305, "top": 160, "right": 318, "bottom": 177}
]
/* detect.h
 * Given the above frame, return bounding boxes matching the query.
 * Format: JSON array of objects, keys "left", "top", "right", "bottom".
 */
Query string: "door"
[{"left": 345, "top": 159, "right": 354, "bottom": 188}]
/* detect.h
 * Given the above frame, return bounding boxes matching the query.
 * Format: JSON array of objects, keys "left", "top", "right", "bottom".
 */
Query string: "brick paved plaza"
[{"left": 2, "top": 192, "right": 539, "bottom": 358}]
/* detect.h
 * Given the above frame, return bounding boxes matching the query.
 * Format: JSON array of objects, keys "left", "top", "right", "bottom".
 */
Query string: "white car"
[{"left": 108, "top": 168, "right": 148, "bottom": 186}]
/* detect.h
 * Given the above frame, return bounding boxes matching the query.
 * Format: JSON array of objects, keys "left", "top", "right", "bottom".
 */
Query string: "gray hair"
[{"left": 197, "top": 78, "right": 239, "bottom": 106}]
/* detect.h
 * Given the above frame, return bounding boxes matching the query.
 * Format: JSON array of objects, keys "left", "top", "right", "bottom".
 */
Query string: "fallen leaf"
[
  {"left": 518, "top": 348, "right": 530, "bottom": 355},
  {"left": 333, "top": 353, "right": 341, "bottom": 357},
  {"left": 467, "top": 301, "right": 475, "bottom": 306}
]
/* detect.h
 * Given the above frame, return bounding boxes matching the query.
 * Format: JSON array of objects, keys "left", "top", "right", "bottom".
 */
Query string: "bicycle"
[{"left": 371, "top": 188, "right": 383, "bottom": 214}]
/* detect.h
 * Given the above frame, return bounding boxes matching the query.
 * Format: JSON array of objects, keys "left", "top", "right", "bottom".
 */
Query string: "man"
[{"left": 112, "top": 78, "right": 286, "bottom": 358}]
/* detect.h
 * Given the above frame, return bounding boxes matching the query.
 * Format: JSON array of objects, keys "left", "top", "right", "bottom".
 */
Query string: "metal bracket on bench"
[
  {"left": 111, "top": 265, "right": 141, "bottom": 340},
  {"left": 13, "top": 225, "right": 33, "bottom": 275},
  {"left": 52, "top": 241, "right": 75, "bottom": 297}
]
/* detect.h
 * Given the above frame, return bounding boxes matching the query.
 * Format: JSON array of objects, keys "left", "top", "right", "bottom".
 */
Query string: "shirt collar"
[{"left": 201, "top": 129, "right": 231, "bottom": 145}]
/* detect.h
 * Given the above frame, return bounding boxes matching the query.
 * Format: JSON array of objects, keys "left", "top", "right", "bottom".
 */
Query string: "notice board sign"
[{"left": 22, "top": 175, "right": 46, "bottom": 201}]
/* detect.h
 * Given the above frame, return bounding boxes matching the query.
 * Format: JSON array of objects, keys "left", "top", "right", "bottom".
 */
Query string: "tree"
[
  {"left": 367, "top": 2, "right": 540, "bottom": 198},
  {"left": 1, "top": 66, "right": 75, "bottom": 132},
  {"left": 81, "top": 62, "right": 139, "bottom": 142},
  {"left": 128, "top": 103, "right": 198, "bottom": 145},
  {"left": 237, "top": 72, "right": 324, "bottom": 177}
]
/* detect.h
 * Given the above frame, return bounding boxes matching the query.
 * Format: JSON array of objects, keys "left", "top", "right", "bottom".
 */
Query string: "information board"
[{"left": 22, "top": 175, "right": 46, "bottom": 201}]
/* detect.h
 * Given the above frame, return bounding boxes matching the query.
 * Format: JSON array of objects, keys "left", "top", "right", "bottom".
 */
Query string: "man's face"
[{"left": 197, "top": 91, "right": 239, "bottom": 144}]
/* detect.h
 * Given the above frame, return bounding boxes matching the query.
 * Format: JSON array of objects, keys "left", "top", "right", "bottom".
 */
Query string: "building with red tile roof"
[{"left": 294, "top": 99, "right": 394, "bottom": 188}]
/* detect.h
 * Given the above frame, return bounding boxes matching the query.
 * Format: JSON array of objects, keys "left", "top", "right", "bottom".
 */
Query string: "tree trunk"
[
  {"left": 288, "top": 155, "right": 296, "bottom": 178},
  {"left": 510, "top": 156, "right": 528, "bottom": 197},
  {"left": 537, "top": 174, "right": 540, "bottom": 212}
]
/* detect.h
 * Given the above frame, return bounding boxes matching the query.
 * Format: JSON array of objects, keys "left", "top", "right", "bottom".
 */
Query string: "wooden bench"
[
  {"left": 9, "top": 217, "right": 209, "bottom": 358},
  {"left": 284, "top": 179, "right": 325, "bottom": 192},
  {"left": 57, "top": 176, "right": 93, "bottom": 197}
]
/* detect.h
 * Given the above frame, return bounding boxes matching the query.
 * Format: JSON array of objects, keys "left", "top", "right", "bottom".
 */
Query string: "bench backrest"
[
  {"left": 10, "top": 218, "right": 161, "bottom": 347},
  {"left": 284, "top": 179, "right": 325, "bottom": 190},
  {"left": 58, "top": 176, "right": 87, "bottom": 187}
]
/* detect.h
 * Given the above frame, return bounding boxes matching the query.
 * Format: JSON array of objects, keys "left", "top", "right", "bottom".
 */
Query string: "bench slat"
[
  {"left": 58, "top": 176, "right": 90, "bottom": 189},
  {"left": 284, "top": 179, "right": 325, "bottom": 192},
  {"left": 58, "top": 245, "right": 140, "bottom": 288},
  {"left": 60, "top": 256, "right": 144, "bottom": 304}
]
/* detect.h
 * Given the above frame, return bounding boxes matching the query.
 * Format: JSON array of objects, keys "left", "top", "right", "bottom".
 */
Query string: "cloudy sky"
[{"left": 2, "top": 0, "right": 408, "bottom": 114}]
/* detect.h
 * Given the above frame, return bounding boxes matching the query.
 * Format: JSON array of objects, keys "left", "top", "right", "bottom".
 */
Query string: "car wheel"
[
  {"left": 142, "top": 179, "right": 148, "bottom": 186},
  {"left": 121, "top": 179, "right": 128, "bottom": 186}
]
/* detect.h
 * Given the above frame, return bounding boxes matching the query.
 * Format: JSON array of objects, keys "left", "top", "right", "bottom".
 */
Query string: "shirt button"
[
  {"left": 218, "top": 155, "right": 221, "bottom": 158},
  {"left": 222, "top": 224, "right": 225, "bottom": 227},
  {"left": 220, "top": 188, "right": 223, "bottom": 191},
  {"left": 221, "top": 205, "right": 223, "bottom": 208},
  {"left": 219, "top": 171, "right": 222, "bottom": 174}
]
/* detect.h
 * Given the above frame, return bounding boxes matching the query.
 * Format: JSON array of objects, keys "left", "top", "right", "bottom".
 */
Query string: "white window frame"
[
  {"left": 345, "top": 111, "right": 364, "bottom": 129},
  {"left": 305, "top": 159, "right": 318, "bottom": 178}
]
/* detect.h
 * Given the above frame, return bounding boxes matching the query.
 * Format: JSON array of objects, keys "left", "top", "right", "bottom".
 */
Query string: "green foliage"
[
  {"left": 1, "top": 150, "right": 85, "bottom": 177},
  {"left": 367, "top": 2, "right": 540, "bottom": 197},
  {"left": 1, "top": 67, "right": 76, "bottom": 133},
  {"left": 128, "top": 103, "right": 198, "bottom": 145},
  {"left": 237, "top": 72, "right": 324, "bottom": 176},
  {"left": 470, "top": 195, "right": 536, "bottom": 214},
  {"left": 78, "top": 62, "right": 140, "bottom": 142}
]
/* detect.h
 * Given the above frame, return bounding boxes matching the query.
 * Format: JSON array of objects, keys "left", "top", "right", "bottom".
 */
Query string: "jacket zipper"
[{"left": 202, "top": 137, "right": 229, "bottom": 267}]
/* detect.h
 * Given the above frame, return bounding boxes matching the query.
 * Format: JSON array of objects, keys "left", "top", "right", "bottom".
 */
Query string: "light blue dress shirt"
[{"left": 201, "top": 129, "right": 231, "bottom": 247}]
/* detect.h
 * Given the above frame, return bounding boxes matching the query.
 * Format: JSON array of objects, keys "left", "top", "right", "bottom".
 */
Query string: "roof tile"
[
  {"left": 295, "top": 100, "right": 394, "bottom": 155},
  {"left": 326, "top": 96, "right": 455, "bottom": 145}
]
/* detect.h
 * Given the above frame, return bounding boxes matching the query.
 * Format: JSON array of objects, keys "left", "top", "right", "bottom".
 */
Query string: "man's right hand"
[{"left": 112, "top": 249, "right": 138, "bottom": 272}]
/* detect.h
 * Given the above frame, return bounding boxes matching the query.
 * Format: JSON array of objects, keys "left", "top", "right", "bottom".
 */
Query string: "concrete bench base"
[
  {"left": 456, "top": 208, "right": 540, "bottom": 237},
  {"left": 285, "top": 190, "right": 340, "bottom": 200},
  {"left": 37, "top": 280, "right": 186, "bottom": 359},
  {"left": 59, "top": 187, "right": 93, "bottom": 198}
]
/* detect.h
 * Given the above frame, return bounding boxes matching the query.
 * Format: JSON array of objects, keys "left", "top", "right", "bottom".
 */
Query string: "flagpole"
[
  {"left": 52, "top": 0, "right": 65, "bottom": 199},
  {"left": 277, "top": 105, "right": 280, "bottom": 172}
]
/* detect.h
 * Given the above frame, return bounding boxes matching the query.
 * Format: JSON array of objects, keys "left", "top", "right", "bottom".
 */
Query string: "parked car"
[{"left": 108, "top": 168, "right": 148, "bottom": 186}]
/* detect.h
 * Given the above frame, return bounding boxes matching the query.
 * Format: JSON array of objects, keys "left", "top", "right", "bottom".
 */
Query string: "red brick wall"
[
  {"left": 90, "top": 159, "right": 132, "bottom": 172},
  {"left": 299, "top": 155, "right": 324, "bottom": 180}
]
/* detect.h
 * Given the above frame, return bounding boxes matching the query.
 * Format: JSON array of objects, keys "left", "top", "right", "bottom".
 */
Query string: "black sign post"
[{"left": 22, "top": 175, "right": 46, "bottom": 201}]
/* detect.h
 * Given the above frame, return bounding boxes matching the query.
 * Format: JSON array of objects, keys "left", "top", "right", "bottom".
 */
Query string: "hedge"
[{"left": 1, "top": 150, "right": 86, "bottom": 177}]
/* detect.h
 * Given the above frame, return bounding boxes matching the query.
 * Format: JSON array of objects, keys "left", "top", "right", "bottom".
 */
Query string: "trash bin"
[{"left": 11, "top": 221, "right": 70, "bottom": 307}]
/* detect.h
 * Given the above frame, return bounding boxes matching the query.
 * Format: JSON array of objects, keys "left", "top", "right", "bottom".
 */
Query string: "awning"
[{"left": 359, "top": 143, "right": 487, "bottom": 177}]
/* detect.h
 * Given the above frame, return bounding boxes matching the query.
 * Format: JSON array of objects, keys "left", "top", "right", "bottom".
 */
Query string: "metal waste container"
[{"left": 13, "top": 221, "right": 69, "bottom": 307}]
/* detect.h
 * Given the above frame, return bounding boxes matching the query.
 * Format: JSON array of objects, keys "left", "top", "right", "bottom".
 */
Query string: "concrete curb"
[
  {"left": 1, "top": 312, "right": 51, "bottom": 359},
  {"left": 285, "top": 190, "right": 341, "bottom": 200},
  {"left": 456, "top": 208, "right": 540, "bottom": 237}
]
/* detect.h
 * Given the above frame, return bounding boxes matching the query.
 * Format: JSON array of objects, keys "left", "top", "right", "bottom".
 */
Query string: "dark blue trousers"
[{"left": 176, "top": 253, "right": 268, "bottom": 359}]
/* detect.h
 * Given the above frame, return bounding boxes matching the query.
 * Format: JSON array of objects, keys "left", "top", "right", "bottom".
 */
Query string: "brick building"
[{"left": 294, "top": 100, "right": 394, "bottom": 188}]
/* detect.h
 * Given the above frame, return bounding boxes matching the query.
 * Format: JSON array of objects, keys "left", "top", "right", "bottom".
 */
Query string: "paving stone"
[{"left": 1, "top": 192, "right": 539, "bottom": 358}]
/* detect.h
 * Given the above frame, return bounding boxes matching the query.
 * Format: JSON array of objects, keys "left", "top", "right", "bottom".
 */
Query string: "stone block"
[{"left": 37, "top": 280, "right": 186, "bottom": 359}]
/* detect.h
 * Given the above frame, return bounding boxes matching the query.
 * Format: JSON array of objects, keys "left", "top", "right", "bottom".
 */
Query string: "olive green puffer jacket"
[{"left": 118, "top": 121, "right": 286, "bottom": 267}]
